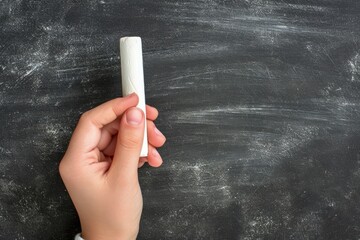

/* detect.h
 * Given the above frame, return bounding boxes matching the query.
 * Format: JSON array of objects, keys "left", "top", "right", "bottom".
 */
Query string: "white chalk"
[{"left": 120, "top": 36, "right": 148, "bottom": 157}]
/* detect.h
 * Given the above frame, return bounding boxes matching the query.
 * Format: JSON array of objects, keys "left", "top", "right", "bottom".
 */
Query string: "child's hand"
[{"left": 59, "top": 93, "right": 166, "bottom": 240}]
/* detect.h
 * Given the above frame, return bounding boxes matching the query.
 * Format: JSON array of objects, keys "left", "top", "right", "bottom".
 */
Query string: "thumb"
[{"left": 107, "top": 107, "right": 145, "bottom": 183}]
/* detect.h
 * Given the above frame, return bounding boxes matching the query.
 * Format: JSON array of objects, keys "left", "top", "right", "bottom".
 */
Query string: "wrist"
[
  {"left": 81, "top": 225, "right": 139, "bottom": 240},
  {"left": 81, "top": 232, "right": 138, "bottom": 240}
]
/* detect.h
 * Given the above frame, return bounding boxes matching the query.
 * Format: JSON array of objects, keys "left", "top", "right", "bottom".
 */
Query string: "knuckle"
[
  {"left": 79, "top": 111, "right": 90, "bottom": 123},
  {"left": 79, "top": 111, "right": 101, "bottom": 128},
  {"left": 58, "top": 160, "right": 68, "bottom": 179},
  {"left": 58, "top": 157, "right": 76, "bottom": 182}
]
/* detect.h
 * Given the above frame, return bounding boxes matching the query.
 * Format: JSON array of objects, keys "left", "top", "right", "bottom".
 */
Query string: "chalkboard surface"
[{"left": 1, "top": 0, "right": 360, "bottom": 239}]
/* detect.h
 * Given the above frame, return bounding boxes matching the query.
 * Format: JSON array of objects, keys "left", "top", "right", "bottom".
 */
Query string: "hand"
[{"left": 59, "top": 93, "right": 166, "bottom": 240}]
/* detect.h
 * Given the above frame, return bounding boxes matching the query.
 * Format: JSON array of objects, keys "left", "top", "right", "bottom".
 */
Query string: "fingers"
[
  {"left": 147, "top": 145, "right": 163, "bottom": 167},
  {"left": 98, "top": 119, "right": 120, "bottom": 150},
  {"left": 102, "top": 136, "right": 117, "bottom": 156},
  {"left": 82, "top": 93, "right": 138, "bottom": 129},
  {"left": 107, "top": 107, "right": 145, "bottom": 182},
  {"left": 138, "top": 145, "right": 163, "bottom": 168},
  {"left": 101, "top": 120, "right": 166, "bottom": 157},
  {"left": 97, "top": 105, "right": 157, "bottom": 150},
  {"left": 146, "top": 120, "right": 166, "bottom": 148},
  {"left": 146, "top": 105, "right": 158, "bottom": 121},
  {"left": 69, "top": 94, "right": 138, "bottom": 153}
]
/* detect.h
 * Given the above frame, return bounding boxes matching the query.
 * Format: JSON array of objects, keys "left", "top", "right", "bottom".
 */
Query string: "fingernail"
[
  {"left": 125, "top": 92, "right": 137, "bottom": 99},
  {"left": 154, "top": 126, "right": 165, "bottom": 137},
  {"left": 126, "top": 108, "right": 143, "bottom": 125},
  {"left": 152, "top": 148, "right": 160, "bottom": 158}
]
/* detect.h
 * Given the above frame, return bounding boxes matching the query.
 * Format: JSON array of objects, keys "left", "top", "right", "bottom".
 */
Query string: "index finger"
[
  {"left": 68, "top": 94, "right": 139, "bottom": 153},
  {"left": 82, "top": 93, "right": 139, "bottom": 129}
]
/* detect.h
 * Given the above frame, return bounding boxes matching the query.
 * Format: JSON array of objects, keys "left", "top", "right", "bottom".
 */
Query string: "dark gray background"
[{"left": 1, "top": 0, "right": 360, "bottom": 239}]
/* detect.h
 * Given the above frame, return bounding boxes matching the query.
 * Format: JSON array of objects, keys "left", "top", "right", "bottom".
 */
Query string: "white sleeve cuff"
[{"left": 74, "top": 233, "right": 84, "bottom": 240}]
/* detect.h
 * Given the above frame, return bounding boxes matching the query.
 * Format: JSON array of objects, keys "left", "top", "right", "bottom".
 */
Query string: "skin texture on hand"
[{"left": 59, "top": 94, "right": 166, "bottom": 240}]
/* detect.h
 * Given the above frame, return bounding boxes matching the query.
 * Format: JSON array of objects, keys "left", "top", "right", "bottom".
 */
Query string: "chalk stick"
[{"left": 120, "top": 36, "right": 148, "bottom": 157}]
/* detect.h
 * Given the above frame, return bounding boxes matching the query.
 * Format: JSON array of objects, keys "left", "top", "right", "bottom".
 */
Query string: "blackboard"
[{"left": 1, "top": 0, "right": 360, "bottom": 239}]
